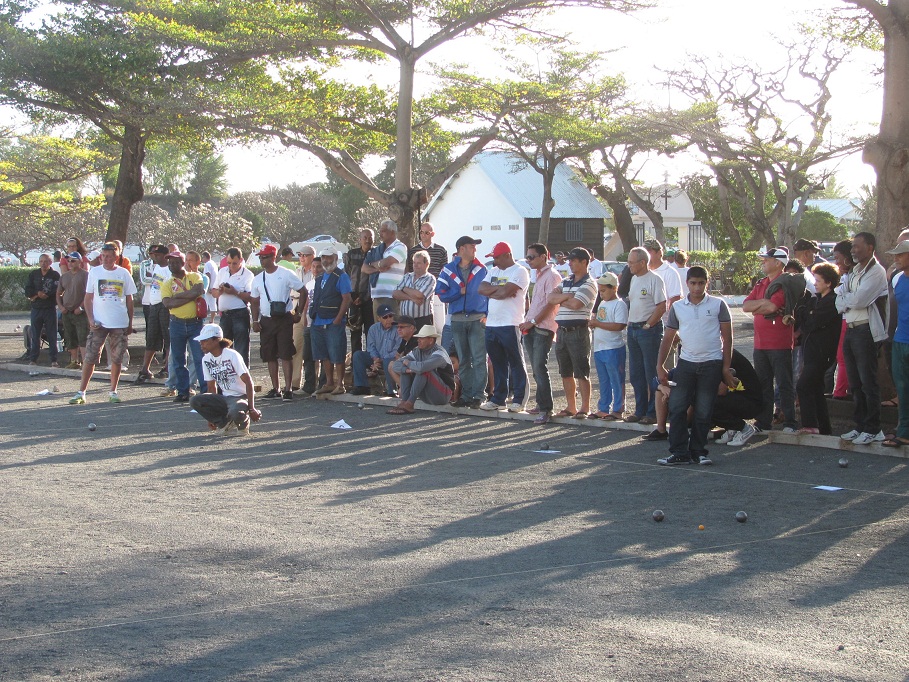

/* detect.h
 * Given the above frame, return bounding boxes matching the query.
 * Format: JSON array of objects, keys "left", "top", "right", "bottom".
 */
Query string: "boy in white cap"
[
  {"left": 189, "top": 324, "right": 260, "bottom": 435},
  {"left": 589, "top": 271, "right": 627, "bottom": 420}
]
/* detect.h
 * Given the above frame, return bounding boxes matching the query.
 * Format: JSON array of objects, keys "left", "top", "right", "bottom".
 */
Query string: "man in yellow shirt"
[{"left": 162, "top": 250, "right": 206, "bottom": 403}]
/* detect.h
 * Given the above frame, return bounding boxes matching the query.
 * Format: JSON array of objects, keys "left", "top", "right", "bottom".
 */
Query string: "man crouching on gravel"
[{"left": 189, "top": 324, "right": 261, "bottom": 436}]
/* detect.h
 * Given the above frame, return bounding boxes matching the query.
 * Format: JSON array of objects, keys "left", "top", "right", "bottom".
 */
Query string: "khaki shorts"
[{"left": 85, "top": 327, "right": 129, "bottom": 365}]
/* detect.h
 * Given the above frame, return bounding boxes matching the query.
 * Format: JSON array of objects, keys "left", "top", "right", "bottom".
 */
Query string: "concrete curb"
[{"left": 5, "top": 362, "right": 906, "bottom": 459}]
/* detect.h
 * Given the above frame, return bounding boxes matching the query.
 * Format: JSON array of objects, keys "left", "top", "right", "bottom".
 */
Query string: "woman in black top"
[{"left": 796, "top": 263, "right": 842, "bottom": 434}]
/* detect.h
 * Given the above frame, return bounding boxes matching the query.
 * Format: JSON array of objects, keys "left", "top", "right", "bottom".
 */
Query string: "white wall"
[{"left": 426, "top": 164, "right": 526, "bottom": 256}]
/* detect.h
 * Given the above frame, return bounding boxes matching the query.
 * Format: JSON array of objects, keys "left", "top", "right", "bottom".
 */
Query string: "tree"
[
  {"left": 185, "top": 152, "right": 229, "bottom": 205},
  {"left": 442, "top": 46, "right": 626, "bottom": 244},
  {"left": 172, "top": 0, "right": 649, "bottom": 246},
  {"left": 0, "top": 1, "right": 280, "bottom": 244},
  {"left": 797, "top": 207, "right": 850, "bottom": 241},
  {"left": 262, "top": 184, "right": 346, "bottom": 249},
  {"left": 841, "top": 0, "right": 909, "bottom": 255},
  {"left": 678, "top": 173, "right": 755, "bottom": 251},
  {"left": 666, "top": 39, "right": 865, "bottom": 249}
]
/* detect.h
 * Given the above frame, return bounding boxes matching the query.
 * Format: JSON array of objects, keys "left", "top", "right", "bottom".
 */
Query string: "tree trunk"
[
  {"left": 715, "top": 181, "right": 745, "bottom": 251},
  {"left": 862, "top": 0, "right": 909, "bottom": 260},
  {"left": 593, "top": 185, "right": 637, "bottom": 251},
  {"left": 538, "top": 168, "right": 556, "bottom": 245},
  {"left": 386, "top": 187, "right": 421, "bottom": 247},
  {"left": 105, "top": 125, "right": 146, "bottom": 244}
]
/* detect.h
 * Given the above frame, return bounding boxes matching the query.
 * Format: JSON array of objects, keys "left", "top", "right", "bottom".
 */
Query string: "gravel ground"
[{"left": 1, "top": 359, "right": 908, "bottom": 681}]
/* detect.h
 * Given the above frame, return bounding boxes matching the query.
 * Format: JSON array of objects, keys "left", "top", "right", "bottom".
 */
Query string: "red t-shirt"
[{"left": 745, "top": 276, "right": 793, "bottom": 350}]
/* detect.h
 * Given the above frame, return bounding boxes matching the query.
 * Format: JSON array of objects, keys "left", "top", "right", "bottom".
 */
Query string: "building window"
[
  {"left": 509, "top": 224, "right": 519, "bottom": 230},
  {"left": 490, "top": 224, "right": 501, "bottom": 231},
  {"left": 565, "top": 220, "right": 583, "bottom": 242},
  {"left": 473, "top": 225, "right": 482, "bottom": 232}
]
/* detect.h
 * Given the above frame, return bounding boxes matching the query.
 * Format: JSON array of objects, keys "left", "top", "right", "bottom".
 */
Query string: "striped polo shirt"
[{"left": 554, "top": 273, "right": 598, "bottom": 327}]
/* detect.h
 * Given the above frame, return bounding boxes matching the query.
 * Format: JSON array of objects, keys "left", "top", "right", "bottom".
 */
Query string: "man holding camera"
[{"left": 250, "top": 244, "right": 306, "bottom": 402}]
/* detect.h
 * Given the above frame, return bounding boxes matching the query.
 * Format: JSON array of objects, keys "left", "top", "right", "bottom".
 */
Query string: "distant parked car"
[
  {"left": 303, "top": 234, "right": 338, "bottom": 243},
  {"left": 602, "top": 261, "right": 626, "bottom": 276}
]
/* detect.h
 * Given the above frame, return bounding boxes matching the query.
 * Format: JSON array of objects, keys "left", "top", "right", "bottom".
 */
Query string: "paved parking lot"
[{"left": 1, "top": 368, "right": 907, "bottom": 681}]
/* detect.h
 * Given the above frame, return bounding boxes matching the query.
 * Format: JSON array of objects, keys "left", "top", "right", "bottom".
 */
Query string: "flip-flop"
[
  {"left": 881, "top": 437, "right": 909, "bottom": 448},
  {"left": 553, "top": 409, "right": 574, "bottom": 418},
  {"left": 881, "top": 399, "right": 899, "bottom": 407},
  {"left": 572, "top": 412, "right": 588, "bottom": 419},
  {"left": 386, "top": 407, "right": 415, "bottom": 415}
]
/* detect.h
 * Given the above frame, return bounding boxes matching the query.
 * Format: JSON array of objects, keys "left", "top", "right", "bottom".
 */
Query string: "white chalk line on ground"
[{"left": 2, "top": 513, "right": 907, "bottom": 644}]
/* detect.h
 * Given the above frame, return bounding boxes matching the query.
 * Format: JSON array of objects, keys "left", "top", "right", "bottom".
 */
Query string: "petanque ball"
[
  {"left": 88, "top": 423, "right": 96, "bottom": 431},
  {"left": 652, "top": 510, "right": 664, "bottom": 522},
  {"left": 735, "top": 511, "right": 748, "bottom": 523},
  {"left": 698, "top": 524, "right": 705, "bottom": 531},
  {"left": 838, "top": 458, "right": 849, "bottom": 468}
]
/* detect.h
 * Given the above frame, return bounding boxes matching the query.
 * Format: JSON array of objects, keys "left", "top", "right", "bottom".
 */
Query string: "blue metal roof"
[
  {"left": 471, "top": 151, "right": 609, "bottom": 219},
  {"left": 803, "top": 198, "right": 861, "bottom": 219}
]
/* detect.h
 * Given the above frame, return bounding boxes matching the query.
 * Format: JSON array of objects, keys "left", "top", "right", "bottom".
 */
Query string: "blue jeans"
[
  {"left": 451, "top": 318, "right": 487, "bottom": 401},
  {"left": 169, "top": 317, "right": 205, "bottom": 396},
  {"left": 523, "top": 327, "right": 554, "bottom": 412},
  {"left": 29, "top": 307, "right": 58, "bottom": 362},
  {"left": 594, "top": 347, "right": 626, "bottom": 413},
  {"left": 485, "top": 325, "right": 527, "bottom": 406},
  {"left": 893, "top": 341, "right": 909, "bottom": 439},
  {"left": 627, "top": 322, "right": 663, "bottom": 418},
  {"left": 352, "top": 350, "right": 394, "bottom": 393},
  {"left": 165, "top": 345, "right": 199, "bottom": 390},
  {"left": 219, "top": 308, "right": 251, "bottom": 367},
  {"left": 843, "top": 324, "right": 881, "bottom": 434},
  {"left": 311, "top": 322, "right": 347, "bottom": 363},
  {"left": 668, "top": 359, "right": 723, "bottom": 457}
]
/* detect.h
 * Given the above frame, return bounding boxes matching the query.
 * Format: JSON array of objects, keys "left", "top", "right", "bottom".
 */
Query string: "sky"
[{"left": 220, "top": 0, "right": 881, "bottom": 198}]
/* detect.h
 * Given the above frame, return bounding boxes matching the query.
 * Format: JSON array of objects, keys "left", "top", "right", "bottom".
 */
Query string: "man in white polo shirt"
[
  {"left": 213, "top": 247, "right": 255, "bottom": 366},
  {"left": 656, "top": 266, "right": 735, "bottom": 466}
]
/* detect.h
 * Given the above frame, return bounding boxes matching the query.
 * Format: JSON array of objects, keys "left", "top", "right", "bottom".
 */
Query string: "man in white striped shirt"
[{"left": 393, "top": 250, "right": 436, "bottom": 330}]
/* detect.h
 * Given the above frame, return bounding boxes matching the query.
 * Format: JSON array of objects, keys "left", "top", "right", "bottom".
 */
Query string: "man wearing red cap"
[
  {"left": 478, "top": 241, "right": 529, "bottom": 411},
  {"left": 250, "top": 244, "right": 306, "bottom": 401}
]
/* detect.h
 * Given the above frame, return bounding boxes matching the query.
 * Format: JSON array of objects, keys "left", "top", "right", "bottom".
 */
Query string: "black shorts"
[
  {"left": 259, "top": 315, "right": 295, "bottom": 361},
  {"left": 145, "top": 303, "right": 169, "bottom": 352}
]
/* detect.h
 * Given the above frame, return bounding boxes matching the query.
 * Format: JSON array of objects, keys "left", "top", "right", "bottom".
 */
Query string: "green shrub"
[{"left": 0, "top": 264, "right": 144, "bottom": 312}]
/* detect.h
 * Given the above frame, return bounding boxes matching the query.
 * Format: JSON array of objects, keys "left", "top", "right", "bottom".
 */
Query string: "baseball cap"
[
  {"left": 87, "top": 250, "right": 101, "bottom": 260},
  {"left": 377, "top": 304, "right": 394, "bottom": 318},
  {"left": 149, "top": 244, "right": 169, "bottom": 255},
  {"left": 455, "top": 236, "right": 482, "bottom": 249},
  {"left": 194, "top": 323, "right": 224, "bottom": 342},
  {"left": 395, "top": 314, "right": 417, "bottom": 327},
  {"left": 66, "top": 251, "right": 83, "bottom": 260},
  {"left": 758, "top": 246, "right": 789, "bottom": 265},
  {"left": 485, "top": 241, "right": 512, "bottom": 258},
  {"left": 567, "top": 247, "right": 591, "bottom": 262},
  {"left": 256, "top": 244, "right": 278, "bottom": 258},
  {"left": 280, "top": 246, "right": 294, "bottom": 257},
  {"left": 297, "top": 245, "right": 316, "bottom": 256},
  {"left": 318, "top": 246, "right": 338, "bottom": 258},
  {"left": 643, "top": 238, "right": 663, "bottom": 251},
  {"left": 167, "top": 250, "right": 185, "bottom": 261},
  {"left": 793, "top": 238, "right": 820, "bottom": 252},
  {"left": 597, "top": 272, "right": 619, "bottom": 287},
  {"left": 100, "top": 243, "right": 117, "bottom": 251},
  {"left": 887, "top": 240, "right": 909, "bottom": 255}
]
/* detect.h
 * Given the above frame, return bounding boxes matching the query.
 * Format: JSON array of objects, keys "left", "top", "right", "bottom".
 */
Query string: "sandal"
[
  {"left": 572, "top": 411, "right": 588, "bottom": 419},
  {"left": 590, "top": 412, "right": 611, "bottom": 420},
  {"left": 882, "top": 398, "right": 899, "bottom": 407},
  {"left": 386, "top": 407, "right": 414, "bottom": 415},
  {"left": 881, "top": 437, "right": 909, "bottom": 448},
  {"left": 553, "top": 409, "right": 574, "bottom": 418}
]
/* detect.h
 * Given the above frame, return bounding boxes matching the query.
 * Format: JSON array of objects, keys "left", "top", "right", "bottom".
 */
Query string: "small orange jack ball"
[{"left": 698, "top": 524, "right": 705, "bottom": 531}]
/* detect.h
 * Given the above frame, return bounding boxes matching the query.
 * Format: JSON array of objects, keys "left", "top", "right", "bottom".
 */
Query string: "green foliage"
[
  {"left": 685, "top": 250, "right": 764, "bottom": 294},
  {"left": 797, "top": 208, "right": 849, "bottom": 242},
  {"left": 0, "top": 266, "right": 30, "bottom": 310}
]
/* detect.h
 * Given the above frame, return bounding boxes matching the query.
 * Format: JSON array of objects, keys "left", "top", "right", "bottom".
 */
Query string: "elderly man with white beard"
[{"left": 310, "top": 246, "right": 353, "bottom": 396}]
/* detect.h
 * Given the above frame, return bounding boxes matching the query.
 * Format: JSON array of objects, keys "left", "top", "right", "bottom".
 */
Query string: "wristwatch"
[{"left": 530, "top": 318, "right": 537, "bottom": 326}]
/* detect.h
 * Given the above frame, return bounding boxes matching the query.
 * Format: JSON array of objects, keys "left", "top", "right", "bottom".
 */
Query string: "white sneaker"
[
  {"left": 220, "top": 422, "right": 237, "bottom": 436},
  {"left": 852, "top": 431, "right": 885, "bottom": 445},
  {"left": 728, "top": 423, "right": 756, "bottom": 447},
  {"left": 479, "top": 400, "right": 504, "bottom": 411},
  {"left": 716, "top": 430, "right": 738, "bottom": 445},
  {"left": 840, "top": 429, "right": 861, "bottom": 441},
  {"left": 781, "top": 426, "right": 798, "bottom": 434},
  {"left": 507, "top": 402, "right": 524, "bottom": 413}
]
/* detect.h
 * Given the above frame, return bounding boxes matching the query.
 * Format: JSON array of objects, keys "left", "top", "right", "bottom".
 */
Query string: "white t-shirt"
[
  {"left": 555, "top": 261, "right": 571, "bottom": 278},
  {"left": 86, "top": 265, "right": 137, "bottom": 329},
  {"left": 250, "top": 266, "right": 304, "bottom": 317},
  {"left": 588, "top": 258, "right": 604, "bottom": 279},
  {"left": 484, "top": 263, "right": 530, "bottom": 327},
  {"left": 593, "top": 298, "right": 628, "bottom": 351},
  {"left": 216, "top": 265, "right": 255, "bottom": 311},
  {"left": 372, "top": 239, "right": 408, "bottom": 299},
  {"left": 147, "top": 264, "right": 170, "bottom": 305},
  {"left": 202, "top": 347, "right": 249, "bottom": 397},
  {"left": 203, "top": 260, "right": 219, "bottom": 310},
  {"left": 628, "top": 270, "right": 667, "bottom": 323}
]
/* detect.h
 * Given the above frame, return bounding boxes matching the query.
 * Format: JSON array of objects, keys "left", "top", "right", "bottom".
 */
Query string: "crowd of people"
[{"left": 23, "top": 224, "right": 909, "bottom": 452}]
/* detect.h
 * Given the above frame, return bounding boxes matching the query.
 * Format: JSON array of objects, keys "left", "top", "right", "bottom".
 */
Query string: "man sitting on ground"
[{"left": 387, "top": 324, "right": 456, "bottom": 414}]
